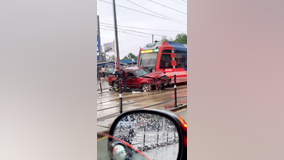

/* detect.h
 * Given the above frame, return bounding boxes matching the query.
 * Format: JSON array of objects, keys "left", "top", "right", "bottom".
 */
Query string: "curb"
[
  {"left": 97, "top": 104, "right": 187, "bottom": 139},
  {"left": 168, "top": 104, "right": 187, "bottom": 112}
]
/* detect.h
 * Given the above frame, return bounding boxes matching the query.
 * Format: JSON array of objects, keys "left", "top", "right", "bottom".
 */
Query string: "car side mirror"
[{"left": 108, "top": 109, "right": 187, "bottom": 160}]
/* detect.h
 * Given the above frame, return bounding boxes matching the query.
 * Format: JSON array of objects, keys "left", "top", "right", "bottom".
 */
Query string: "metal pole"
[
  {"left": 167, "top": 133, "right": 168, "bottom": 144},
  {"left": 157, "top": 125, "right": 159, "bottom": 146},
  {"left": 163, "top": 118, "right": 165, "bottom": 131},
  {"left": 98, "top": 69, "right": 103, "bottom": 93},
  {"left": 119, "top": 78, "right": 122, "bottom": 113},
  {"left": 112, "top": 0, "right": 120, "bottom": 67},
  {"left": 174, "top": 75, "right": 177, "bottom": 107},
  {"left": 99, "top": 80, "right": 102, "bottom": 93},
  {"left": 152, "top": 34, "right": 154, "bottom": 43},
  {"left": 97, "top": 15, "right": 103, "bottom": 61},
  {"left": 148, "top": 80, "right": 151, "bottom": 92},
  {"left": 143, "top": 127, "right": 145, "bottom": 147}
]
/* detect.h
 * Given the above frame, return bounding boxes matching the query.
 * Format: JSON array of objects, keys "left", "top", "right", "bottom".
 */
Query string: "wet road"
[
  {"left": 97, "top": 78, "right": 111, "bottom": 92},
  {"left": 97, "top": 109, "right": 187, "bottom": 160},
  {"left": 97, "top": 79, "right": 187, "bottom": 121},
  {"left": 176, "top": 108, "right": 187, "bottom": 121}
]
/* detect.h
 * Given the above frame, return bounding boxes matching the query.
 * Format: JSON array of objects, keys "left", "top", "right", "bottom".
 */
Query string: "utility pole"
[
  {"left": 113, "top": 0, "right": 120, "bottom": 67},
  {"left": 97, "top": 15, "right": 103, "bottom": 61},
  {"left": 152, "top": 34, "right": 154, "bottom": 43}
]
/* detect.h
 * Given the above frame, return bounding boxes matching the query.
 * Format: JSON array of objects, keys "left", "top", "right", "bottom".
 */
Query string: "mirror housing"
[{"left": 108, "top": 109, "right": 187, "bottom": 160}]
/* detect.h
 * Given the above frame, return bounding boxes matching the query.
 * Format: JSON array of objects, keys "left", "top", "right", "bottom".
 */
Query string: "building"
[
  {"left": 97, "top": 61, "right": 127, "bottom": 70},
  {"left": 120, "top": 59, "right": 137, "bottom": 67}
]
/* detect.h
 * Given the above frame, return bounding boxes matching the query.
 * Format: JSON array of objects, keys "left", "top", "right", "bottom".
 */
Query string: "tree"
[
  {"left": 160, "top": 33, "right": 187, "bottom": 44},
  {"left": 105, "top": 54, "right": 115, "bottom": 61},
  {"left": 161, "top": 36, "right": 174, "bottom": 42},
  {"left": 122, "top": 53, "right": 138, "bottom": 60},
  {"left": 173, "top": 33, "right": 187, "bottom": 44}
]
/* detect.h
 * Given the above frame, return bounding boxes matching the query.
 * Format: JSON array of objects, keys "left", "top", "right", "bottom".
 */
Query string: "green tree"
[
  {"left": 161, "top": 36, "right": 174, "bottom": 42},
  {"left": 106, "top": 54, "right": 115, "bottom": 61},
  {"left": 160, "top": 33, "right": 187, "bottom": 44},
  {"left": 173, "top": 33, "right": 187, "bottom": 44},
  {"left": 122, "top": 53, "right": 138, "bottom": 60}
]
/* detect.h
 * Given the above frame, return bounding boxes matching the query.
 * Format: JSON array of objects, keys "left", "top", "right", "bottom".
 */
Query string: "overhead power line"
[
  {"left": 101, "top": 26, "right": 175, "bottom": 37},
  {"left": 100, "top": 28, "right": 150, "bottom": 38},
  {"left": 100, "top": 22, "right": 186, "bottom": 32},
  {"left": 98, "top": 0, "right": 186, "bottom": 26},
  {"left": 100, "top": 28, "right": 176, "bottom": 46},
  {"left": 126, "top": 0, "right": 186, "bottom": 23},
  {"left": 148, "top": 0, "right": 187, "bottom": 14},
  {"left": 100, "top": 27, "right": 176, "bottom": 39},
  {"left": 100, "top": 24, "right": 169, "bottom": 36},
  {"left": 172, "top": 0, "right": 187, "bottom": 6}
]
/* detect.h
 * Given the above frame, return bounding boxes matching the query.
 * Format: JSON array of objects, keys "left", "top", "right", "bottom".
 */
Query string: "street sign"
[{"left": 103, "top": 41, "right": 115, "bottom": 52}]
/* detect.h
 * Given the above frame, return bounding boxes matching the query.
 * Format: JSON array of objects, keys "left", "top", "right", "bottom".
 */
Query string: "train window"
[
  {"left": 160, "top": 54, "right": 173, "bottom": 69},
  {"left": 174, "top": 50, "right": 187, "bottom": 54},
  {"left": 160, "top": 49, "right": 187, "bottom": 68},
  {"left": 162, "top": 50, "right": 172, "bottom": 53},
  {"left": 176, "top": 54, "right": 187, "bottom": 68},
  {"left": 139, "top": 53, "right": 158, "bottom": 68}
]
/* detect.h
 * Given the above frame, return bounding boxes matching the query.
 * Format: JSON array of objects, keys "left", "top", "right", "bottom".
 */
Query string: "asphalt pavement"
[
  {"left": 96, "top": 78, "right": 187, "bottom": 134},
  {"left": 97, "top": 108, "right": 187, "bottom": 160}
]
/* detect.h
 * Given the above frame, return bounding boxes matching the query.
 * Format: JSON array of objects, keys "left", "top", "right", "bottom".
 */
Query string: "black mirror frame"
[{"left": 107, "top": 109, "right": 187, "bottom": 160}]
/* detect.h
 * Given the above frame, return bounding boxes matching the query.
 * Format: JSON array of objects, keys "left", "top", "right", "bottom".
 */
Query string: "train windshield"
[{"left": 138, "top": 53, "right": 158, "bottom": 69}]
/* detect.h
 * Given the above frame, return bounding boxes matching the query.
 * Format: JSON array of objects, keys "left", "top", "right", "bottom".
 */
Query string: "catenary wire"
[
  {"left": 100, "top": 28, "right": 151, "bottom": 38},
  {"left": 126, "top": 0, "right": 186, "bottom": 23},
  {"left": 100, "top": 25, "right": 166, "bottom": 36},
  {"left": 98, "top": 0, "right": 186, "bottom": 25},
  {"left": 100, "top": 22, "right": 186, "bottom": 32},
  {"left": 148, "top": 0, "right": 187, "bottom": 14},
  {"left": 171, "top": 0, "right": 187, "bottom": 6}
]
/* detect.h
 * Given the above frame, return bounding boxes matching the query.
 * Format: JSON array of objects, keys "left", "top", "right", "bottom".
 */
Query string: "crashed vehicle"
[{"left": 108, "top": 67, "right": 171, "bottom": 92}]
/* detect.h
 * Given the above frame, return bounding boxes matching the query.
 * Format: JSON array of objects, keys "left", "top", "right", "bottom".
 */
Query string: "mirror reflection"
[
  {"left": 112, "top": 113, "right": 179, "bottom": 160},
  {"left": 113, "top": 145, "right": 126, "bottom": 160}
]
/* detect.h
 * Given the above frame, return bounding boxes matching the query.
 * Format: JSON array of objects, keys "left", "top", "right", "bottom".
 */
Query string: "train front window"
[{"left": 139, "top": 53, "right": 158, "bottom": 69}]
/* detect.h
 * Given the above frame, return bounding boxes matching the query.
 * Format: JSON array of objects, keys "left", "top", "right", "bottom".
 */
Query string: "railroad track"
[
  {"left": 97, "top": 96, "right": 187, "bottom": 121},
  {"left": 96, "top": 85, "right": 187, "bottom": 100},
  {"left": 97, "top": 89, "right": 187, "bottom": 105}
]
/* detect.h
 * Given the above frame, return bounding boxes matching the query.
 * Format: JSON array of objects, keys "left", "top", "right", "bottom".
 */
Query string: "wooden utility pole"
[{"left": 113, "top": 0, "right": 120, "bottom": 67}]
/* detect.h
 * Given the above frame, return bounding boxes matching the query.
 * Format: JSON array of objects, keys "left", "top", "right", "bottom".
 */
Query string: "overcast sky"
[{"left": 97, "top": 0, "right": 187, "bottom": 58}]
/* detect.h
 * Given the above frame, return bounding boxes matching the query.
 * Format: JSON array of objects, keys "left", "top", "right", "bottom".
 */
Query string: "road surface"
[{"left": 97, "top": 79, "right": 187, "bottom": 121}]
